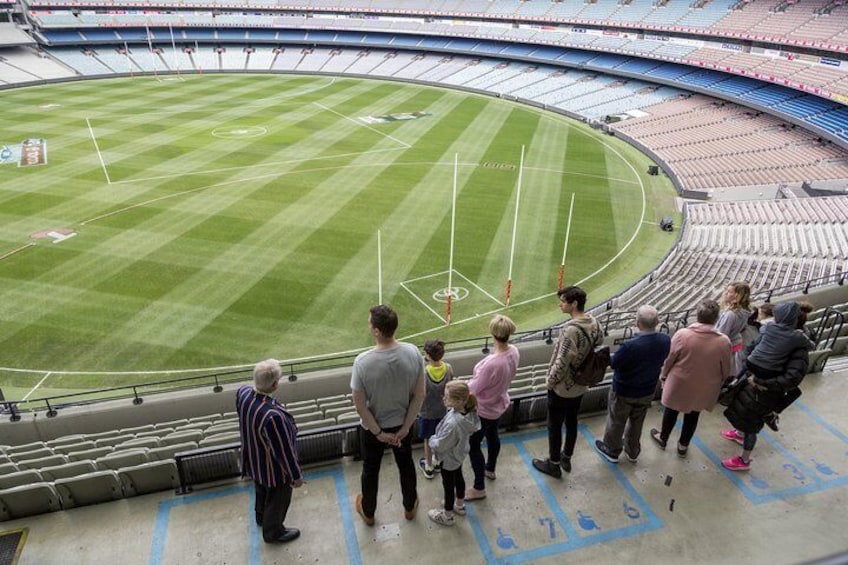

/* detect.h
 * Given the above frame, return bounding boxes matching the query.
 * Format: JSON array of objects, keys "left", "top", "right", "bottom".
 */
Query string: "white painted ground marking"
[
  {"left": 86, "top": 118, "right": 112, "bottom": 185},
  {"left": 22, "top": 372, "right": 52, "bottom": 401},
  {"left": 400, "top": 281, "right": 447, "bottom": 324},
  {"left": 109, "top": 147, "right": 407, "bottom": 185},
  {"left": 525, "top": 165, "right": 639, "bottom": 186},
  {"left": 0, "top": 243, "right": 35, "bottom": 261},
  {"left": 453, "top": 270, "right": 505, "bottom": 307},
  {"left": 313, "top": 102, "right": 412, "bottom": 149}
]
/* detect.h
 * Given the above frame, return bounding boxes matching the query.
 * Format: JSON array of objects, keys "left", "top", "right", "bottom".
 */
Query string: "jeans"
[
  {"left": 660, "top": 407, "right": 700, "bottom": 446},
  {"left": 547, "top": 390, "right": 584, "bottom": 461},
  {"left": 254, "top": 481, "right": 293, "bottom": 543},
  {"left": 602, "top": 390, "right": 654, "bottom": 459},
  {"left": 468, "top": 416, "right": 500, "bottom": 490},
  {"left": 359, "top": 425, "right": 417, "bottom": 517},
  {"left": 440, "top": 465, "right": 466, "bottom": 512}
]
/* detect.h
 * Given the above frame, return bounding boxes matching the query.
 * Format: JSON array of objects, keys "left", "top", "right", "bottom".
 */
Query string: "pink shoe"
[
  {"left": 720, "top": 429, "right": 744, "bottom": 446},
  {"left": 722, "top": 456, "right": 751, "bottom": 471}
]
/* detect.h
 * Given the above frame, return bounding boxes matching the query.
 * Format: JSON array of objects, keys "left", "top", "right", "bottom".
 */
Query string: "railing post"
[
  {"left": 132, "top": 386, "right": 143, "bottom": 405},
  {"left": 45, "top": 399, "right": 57, "bottom": 418},
  {"left": 288, "top": 364, "right": 298, "bottom": 383},
  {"left": 482, "top": 337, "right": 490, "bottom": 354},
  {"left": 8, "top": 402, "right": 21, "bottom": 422},
  {"left": 212, "top": 374, "right": 223, "bottom": 393}
]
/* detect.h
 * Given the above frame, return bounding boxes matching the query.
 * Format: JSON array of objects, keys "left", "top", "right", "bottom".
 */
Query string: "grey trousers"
[{"left": 602, "top": 390, "right": 654, "bottom": 459}]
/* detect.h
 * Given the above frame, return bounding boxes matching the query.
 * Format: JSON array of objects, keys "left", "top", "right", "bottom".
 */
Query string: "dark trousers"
[
  {"left": 469, "top": 416, "right": 500, "bottom": 490},
  {"left": 602, "top": 390, "right": 654, "bottom": 459},
  {"left": 547, "top": 390, "right": 583, "bottom": 461},
  {"left": 254, "top": 481, "right": 293, "bottom": 543},
  {"left": 660, "top": 407, "right": 700, "bottom": 446},
  {"left": 440, "top": 465, "right": 466, "bottom": 512},
  {"left": 743, "top": 432, "right": 757, "bottom": 452},
  {"left": 359, "top": 425, "right": 417, "bottom": 518}
]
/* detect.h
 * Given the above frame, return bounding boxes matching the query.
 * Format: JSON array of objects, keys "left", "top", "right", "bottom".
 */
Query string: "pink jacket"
[
  {"left": 660, "top": 323, "right": 732, "bottom": 413},
  {"left": 468, "top": 345, "right": 519, "bottom": 420}
]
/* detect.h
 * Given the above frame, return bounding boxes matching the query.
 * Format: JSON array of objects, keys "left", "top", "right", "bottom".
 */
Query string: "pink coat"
[{"left": 660, "top": 323, "right": 732, "bottom": 413}]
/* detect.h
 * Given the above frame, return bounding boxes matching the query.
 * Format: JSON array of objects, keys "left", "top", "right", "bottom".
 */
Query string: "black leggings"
[
  {"left": 660, "top": 407, "right": 700, "bottom": 446},
  {"left": 440, "top": 466, "right": 465, "bottom": 512}
]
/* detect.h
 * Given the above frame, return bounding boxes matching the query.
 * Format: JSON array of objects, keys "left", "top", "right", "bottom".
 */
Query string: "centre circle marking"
[
  {"left": 433, "top": 287, "right": 469, "bottom": 303},
  {"left": 211, "top": 125, "right": 268, "bottom": 139}
]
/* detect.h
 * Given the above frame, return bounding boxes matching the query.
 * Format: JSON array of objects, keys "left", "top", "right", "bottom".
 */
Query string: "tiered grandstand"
[{"left": 0, "top": 3, "right": 848, "bottom": 561}]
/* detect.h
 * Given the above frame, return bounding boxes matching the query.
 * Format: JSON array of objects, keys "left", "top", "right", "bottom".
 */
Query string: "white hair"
[
  {"left": 636, "top": 305, "right": 659, "bottom": 330},
  {"left": 253, "top": 359, "right": 282, "bottom": 392}
]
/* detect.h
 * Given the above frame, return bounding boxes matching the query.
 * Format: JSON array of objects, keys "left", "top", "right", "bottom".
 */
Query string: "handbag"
[{"left": 718, "top": 375, "right": 745, "bottom": 407}]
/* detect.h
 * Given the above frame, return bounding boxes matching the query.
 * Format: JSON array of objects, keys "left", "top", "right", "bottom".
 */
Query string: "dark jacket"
[
  {"left": 723, "top": 345, "right": 809, "bottom": 434},
  {"left": 611, "top": 331, "right": 671, "bottom": 398},
  {"left": 746, "top": 302, "right": 813, "bottom": 371}
]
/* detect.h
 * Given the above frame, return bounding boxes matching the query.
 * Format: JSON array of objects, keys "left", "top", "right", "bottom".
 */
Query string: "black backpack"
[{"left": 571, "top": 324, "right": 611, "bottom": 386}]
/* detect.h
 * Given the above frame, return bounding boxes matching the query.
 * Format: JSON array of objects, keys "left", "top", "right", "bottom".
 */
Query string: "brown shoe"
[
  {"left": 464, "top": 487, "right": 486, "bottom": 501},
  {"left": 356, "top": 494, "right": 375, "bottom": 526},
  {"left": 404, "top": 498, "right": 419, "bottom": 520}
]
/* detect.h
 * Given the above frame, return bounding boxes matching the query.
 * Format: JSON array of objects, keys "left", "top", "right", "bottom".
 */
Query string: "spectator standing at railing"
[
  {"left": 715, "top": 281, "right": 752, "bottom": 377},
  {"left": 351, "top": 305, "right": 425, "bottom": 526},
  {"left": 532, "top": 286, "right": 603, "bottom": 478},
  {"left": 464, "top": 314, "right": 519, "bottom": 500},
  {"left": 594, "top": 305, "right": 670, "bottom": 464},
  {"left": 650, "top": 299, "right": 732, "bottom": 457},
  {"left": 236, "top": 359, "right": 303, "bottom": 544}
]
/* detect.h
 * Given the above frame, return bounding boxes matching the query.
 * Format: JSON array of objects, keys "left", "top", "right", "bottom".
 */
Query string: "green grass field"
[{"left": 0, "top": 74, "right": 680, "bottom": 401}]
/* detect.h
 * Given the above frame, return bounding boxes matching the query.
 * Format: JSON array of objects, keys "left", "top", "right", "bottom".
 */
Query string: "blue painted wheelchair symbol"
[
  {"left": 538, "top": 517, "right": 557, "bottom": 539},
  {"left": 811, "top": 459, "right": 836, "bottom": 476},
  {"left": 623, "top": 502, "right": 640, "bottom": 520},
  {"left": 496, "top": 527, "right": 517, "bottom": 550},
  {"left": 577, "top": 510, "right": 600, "bottom": 531},
  {"left": 782, "top": 463, "right": 805, "bottom": 482}
]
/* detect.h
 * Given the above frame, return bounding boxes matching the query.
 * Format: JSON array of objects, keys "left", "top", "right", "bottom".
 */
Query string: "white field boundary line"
[
  {"left": 0, "top": 243, "right": 36, "bottom": 261},
  {"left": 109, "top": 147, "right": 407, "bottom": 185},
  {"left": 21, "top": 372, "right": 51, "bottom": 401},
  {"left": 400, "top": 281, "right": 447, "bottom": 325},
  {"left": 86, "top": 118, "right": 112, "bottom": 185},
  {"left": 524, "top": 165, "right": 639, "bottom": 186},
  {"left": 313, "top": 102, "right": 412, "bottom": 149}
]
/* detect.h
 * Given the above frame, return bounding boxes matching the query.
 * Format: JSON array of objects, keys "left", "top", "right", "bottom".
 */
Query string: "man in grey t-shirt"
[{"left": 351, "top": 305, "right": 425, "bottom": 526}]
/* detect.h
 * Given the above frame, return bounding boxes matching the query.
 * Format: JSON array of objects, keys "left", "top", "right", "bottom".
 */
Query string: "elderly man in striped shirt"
[{"left": 237, "top": 359, "right": 303, "bottom": 544}]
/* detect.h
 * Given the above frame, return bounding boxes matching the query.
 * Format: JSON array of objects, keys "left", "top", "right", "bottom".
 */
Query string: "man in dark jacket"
[{"left": 595, "top": 305, "right": 671, "bottom": 463}]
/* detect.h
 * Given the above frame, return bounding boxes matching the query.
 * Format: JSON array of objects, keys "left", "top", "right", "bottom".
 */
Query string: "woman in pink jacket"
[
  {"left": 650, "top": 299, "right": 732, "bottom": 457},
  {"left": 464, "top": 315, "right": 519, "bottom": 501}
]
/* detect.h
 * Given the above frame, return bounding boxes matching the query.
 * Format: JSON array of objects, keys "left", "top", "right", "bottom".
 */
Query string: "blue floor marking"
[
  {"left": 468, "top": 426, "right": 663, "bottom": 564},
  {"left": 692, "top": 414, "right": 848, "bottom": 504},
  {"left": 149, "top": 468, "right": 362, "bottom": 565},
  {"left": 149, "top": 483, "right": 251, "bottom": 565},
  {"left": 794, "top": 401, "right": 848, "bottom": 445}
]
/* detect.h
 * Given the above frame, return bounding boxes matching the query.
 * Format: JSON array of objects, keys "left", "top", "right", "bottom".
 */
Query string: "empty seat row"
[{"left": 0, "top": 461, "right": 179, "bottom": 521}]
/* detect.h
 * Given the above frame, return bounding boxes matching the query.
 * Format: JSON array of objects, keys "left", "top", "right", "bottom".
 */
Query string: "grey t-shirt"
[{"left": 350, "top": 342, "right": 424, "bottom": 429}]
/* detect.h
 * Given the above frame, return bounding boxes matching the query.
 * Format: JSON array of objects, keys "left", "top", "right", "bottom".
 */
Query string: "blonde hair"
[
  {"left": 723, "top": 281, "right": 751, "bottom": 311},
  {"left": 445, "top": 381, "right": 477, "bottom": 413},
  {"left": 489, "top": 314, "right": 516, "bottom": 342}
]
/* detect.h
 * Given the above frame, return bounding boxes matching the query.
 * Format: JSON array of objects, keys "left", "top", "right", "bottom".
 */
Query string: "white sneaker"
[{"left": 427, "top": 509, "right": 455, "bottom": 526}]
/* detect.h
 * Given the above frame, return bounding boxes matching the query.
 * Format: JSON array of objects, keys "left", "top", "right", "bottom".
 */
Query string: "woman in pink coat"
[{"left": 650, "top": 299, "right": 732, "bottom": 457}]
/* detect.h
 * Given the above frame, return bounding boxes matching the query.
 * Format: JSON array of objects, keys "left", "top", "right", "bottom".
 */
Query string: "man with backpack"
[
  {"left": 594, "top": 305, "right": 670, "bottom": 464},
  {"left": 533, "top": 286, "right": 604, "bottom": 478}
]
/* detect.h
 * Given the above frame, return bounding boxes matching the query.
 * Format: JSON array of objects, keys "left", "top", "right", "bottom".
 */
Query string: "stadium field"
[{"left": 0, "top": 73, "right": 679, "bottom": 401}]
